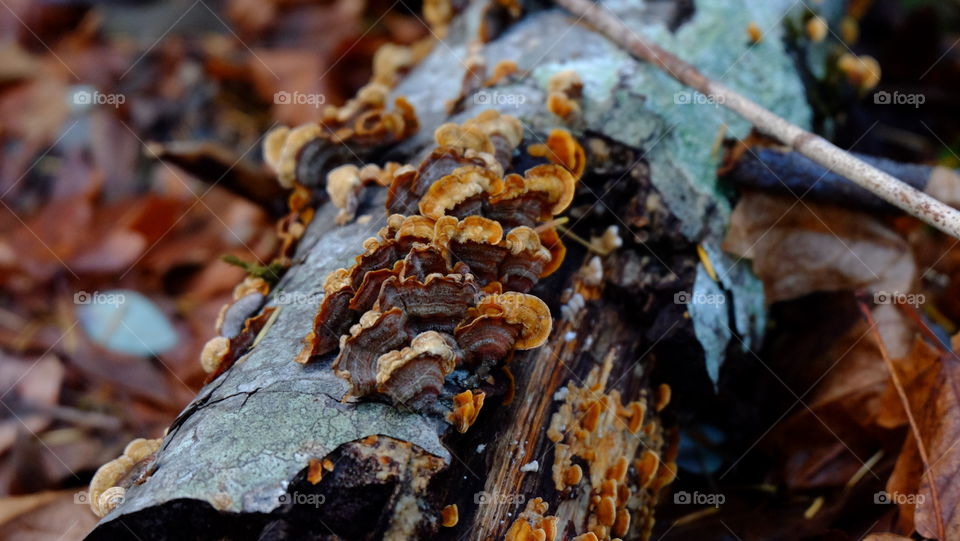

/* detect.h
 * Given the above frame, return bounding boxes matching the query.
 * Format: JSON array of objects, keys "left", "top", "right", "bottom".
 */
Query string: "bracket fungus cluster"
[
  {"left": 263, "top": 82, "right": 419, "bottom": 189},
  {"left": 545, "top": 353, "right": 675, "bottom": 540},
  {"left": 87, "top": 438, "right": 162, "bottom": 517},
  {"left": 293, "top": 111, "right": 585, "bottom": 421},
  {"left": 504, "top": 498, "right": 560, "bottom": 541}
]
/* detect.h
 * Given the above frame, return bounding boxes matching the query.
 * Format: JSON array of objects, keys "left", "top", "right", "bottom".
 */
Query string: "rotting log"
[
  {"left": 87, "top": 134, "right": 697, "bottom": 540},
  {"left": 84, "top": 2, "right": 746, "bottom": 539}
]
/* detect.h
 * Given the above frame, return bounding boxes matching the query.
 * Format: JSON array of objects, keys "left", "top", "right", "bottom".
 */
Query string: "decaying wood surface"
[{"left": 87, "top": 3, "right": 722, "bottom": 539}]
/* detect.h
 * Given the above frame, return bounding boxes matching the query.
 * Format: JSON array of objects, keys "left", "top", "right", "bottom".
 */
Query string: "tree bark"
[{"left": 86, "top": 2, "right": 759, "bottom": 539}]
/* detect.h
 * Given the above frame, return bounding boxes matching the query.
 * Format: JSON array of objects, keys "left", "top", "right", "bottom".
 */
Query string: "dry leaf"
[
  {"left": 723, "top": 191, "right": 915, "bottom": 302},
  {"left": 0, "top": 490, "right": 97, "bottom": 540},
  {"left": 885, "top": 337, "right": 960, "bottom": 539}
]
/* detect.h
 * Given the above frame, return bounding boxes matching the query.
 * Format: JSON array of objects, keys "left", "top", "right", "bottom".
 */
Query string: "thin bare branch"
[{"left": 554, "top": 0, "right": 960, "bottom": 239}]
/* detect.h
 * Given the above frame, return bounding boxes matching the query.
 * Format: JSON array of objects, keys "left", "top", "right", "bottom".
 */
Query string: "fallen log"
[{"left": 84, "top": 1, "right": 787, "bottom": 538}]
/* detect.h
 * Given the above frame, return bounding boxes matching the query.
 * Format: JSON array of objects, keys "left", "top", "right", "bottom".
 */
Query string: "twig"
[
  {"left": 858, "top": 301, "right": 945, "bottom": 540},
  {"left": 553, "top": 0, "right": 960, "bottom": 239}
]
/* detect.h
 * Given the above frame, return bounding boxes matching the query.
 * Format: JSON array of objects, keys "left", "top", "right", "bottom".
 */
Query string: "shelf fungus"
[
  {"left": 289, "top": 111, "right": 582, "bottom": 421},
  {"left": 504, "top": 498, "right": 559, "bottom": 541},
  {"left": 376, "top": 331, "right": 461, "bottom": 410},
  {"left": 386, "top": 113, "right": 525, "bottom": 215},
  {"left": 527, "top": 128, "right": 587, "bottom": 181},
  {"left": 447, "top": 389, "right": 485, "bottom": 433},
  {"left": 441, "top": 503, "right": 459, "bottom": 527},
  {"left": 263, "top": 82, "right": 419, "bottom": 188},
  {"left": 326, "top": 164, "right": 363, "bottom": 225},
  {"left": 202, "top": 307, "right": 277, "bottom": 381},
  {"left": 546, "top": 352, "right": 670, "bottom": 540},
  {"left": 546, "top": 69, "right": 584, "bottom": 120},
  {"left": 88, "top": 438, "right": 162, "bottom": 517},
  {"left": 333, "top": 307, "right": 411, "bottom": 397},
  {"left": 276, "top": 183, "right": 315, "bottom": 261}
]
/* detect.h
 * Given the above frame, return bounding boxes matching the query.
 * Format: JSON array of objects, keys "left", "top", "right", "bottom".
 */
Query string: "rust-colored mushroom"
[
  {"left": 418, "top": 166, "right": 504, "bottom": 219},
  {"left": 332, "top": 308, "right": 410, "bottom": 397},
  {"left": 375, "top": 331, "right": 461, "bottom": 410},
  {"left": 527, "top": 129, "right": 587, "bottom": 180},
  {"left": 447, "top": 389, "right": 485, "bottom": 433},
  {"left": 474, "top": 292, "right": 552, "bottom": 349},
  {"left": 500, "top": 226, "right": 553, "bottom": 292}
]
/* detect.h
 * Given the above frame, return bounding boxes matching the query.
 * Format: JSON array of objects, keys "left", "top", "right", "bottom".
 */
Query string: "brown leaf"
[
  {"left": 886, "top": 339, "right": 960, "bottom": 539},
  {"left": 723, "top": 191, "right": 915, "bottom": 303},
  {"left": 863, "top": 534, "right": 913, "bottom": 541},
  {"left": 773, "top": 316, "right": 892, "bottom": 489},
  {"left": 724, "top": 191, "right": 916, "bottom": 358},
  {"left": 0, "top": 354, "right": 64, "bottom": 455},
  {"left": 0, "top": 490, "right": 97, "bottom": 540}
]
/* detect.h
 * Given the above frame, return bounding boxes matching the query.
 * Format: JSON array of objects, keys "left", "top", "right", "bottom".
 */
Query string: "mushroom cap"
[
  {"left": 395, "top": 215, "right": 437, "bottom": 245},
  {"left": 400, "top": 243, "right": 452, "bottom": 280},
  {"left": 325, "top": 164, "right": 362, "bottom": 210},
  {"left": 375, "top": 331, "right": 461, "bottom": 410},
  {"left": 385, "top": 164, "right": 421, "bottom": 214},
  {"left": 499, "top": 227, "right": 554, "bottom": 291},
  {"left": 376, "top": 330, "right": 460, "bottom": 386},
  {"left": 547, "top": 69, "right": 584, "bottom": 97},
  {"left": 89, "top": 437, "right": 162, "bottom": 517},
  {"left": 448, "top": 389, "right": 485, "bottom": 433},
  {"left": 475, "top": 292, "right": 552, "bottom": 349},
  {"left": 528, "top": 129, "right": 587, "bottom": 180},
  {"left": 200, "top": 336, "right": 231, "bottom": 374},
  {"left": 333, "top": 307, "right": 410, "bottom": 396},
  {"left": 393, "top": 97, "right": 419, "bottom": 136},
  {"left": 349, "top": 260, "right": 404, "bottom": 312},
  {"left": 547, "top": 92, "right": 581, "bottom": 119},
  {"left": 372, "top": 43, "right": 415, "bottom": 86},
  {"left": 433, "top": 123, "right": 495, "bottom": 155},
  {"left": 418, "top": 166, "right": 504, "bottom": 219},
  {"left": 434, "top": 215, "right": 504, "bottom": 247},
  {"left": 521, "top": 164, "right": 577, "bottom": 215},
  {"left": 504, "top": 226, "right": 552, "bottom": 260},
  {"left": 263, "top": 126, "right": 290, "bottom": 174},
  {"left": 537, "top": 227, "right": 566, "bottom": 278},
  {"left": 323, "top": 267, "right": 352, "bottom": 295},
  {"left": 377, "top": 272, "right": 480, "bottom": 334},
  {"left": 277, "top": 124, "right": 324, "bottom": 188},
  {"left": 462, "top": 109, "right": 524, "bottom": 148}
]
